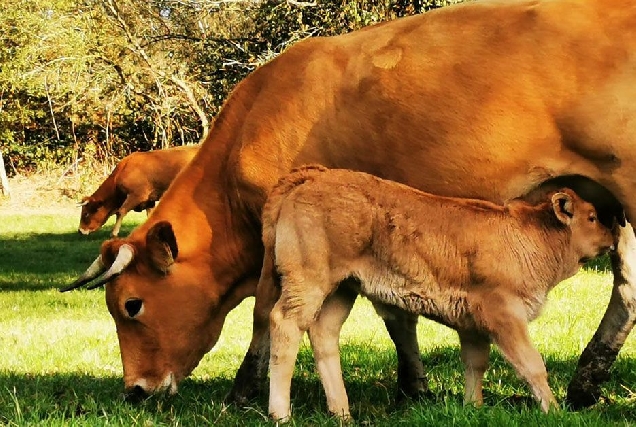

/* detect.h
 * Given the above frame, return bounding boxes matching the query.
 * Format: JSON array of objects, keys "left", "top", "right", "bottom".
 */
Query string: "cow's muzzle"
[
  {"left": 124, "top": 385, "right": 149, "bottom": 403},
  {"left": 123, "top": 373, "right": 177, "bottom": 403}
]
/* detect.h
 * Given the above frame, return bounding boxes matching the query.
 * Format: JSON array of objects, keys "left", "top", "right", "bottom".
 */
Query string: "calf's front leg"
[
  {"left": 567, "top": 221, "right": 636, "bottom": 409},
  {"left": 490, "top": 316, "right": 557, "bottom": 412}
]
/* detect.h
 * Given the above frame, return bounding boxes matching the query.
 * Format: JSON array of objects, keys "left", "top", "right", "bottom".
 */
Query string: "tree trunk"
[{"left": 0, "top": 150, "right": 11, "bottom": 197}]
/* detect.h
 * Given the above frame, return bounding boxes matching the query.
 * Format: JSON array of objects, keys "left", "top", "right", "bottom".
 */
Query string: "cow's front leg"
[
  {"left": 227, "top": 248, "right": 280, "bottom": 405},
  {"left": 567, "top": 221, "right": 636, "bottom": 409},
  {"left": 373, "top": 303, "right": 429, "bottom": 401},
  {"left": 112, "top": 195, "right": 143, "bottom": 237}
]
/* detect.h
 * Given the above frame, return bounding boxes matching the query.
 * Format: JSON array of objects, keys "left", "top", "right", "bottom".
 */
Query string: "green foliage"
[{"left": 1, "top": 0, "right": 463, "bottom": 175}]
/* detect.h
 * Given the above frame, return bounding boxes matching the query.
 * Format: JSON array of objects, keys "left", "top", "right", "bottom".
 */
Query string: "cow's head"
[
  {"left": 77, "top": 197, "right": 113, "bottom": 235},
  {"left": 550, "top": 189, "right": 615, "bottom": 264},
  {"left": 62, "top": 221, "right": 229, "bottom": 400}
]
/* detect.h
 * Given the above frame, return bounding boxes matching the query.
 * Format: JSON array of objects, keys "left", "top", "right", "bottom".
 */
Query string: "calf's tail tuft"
[{"left": 261, "top": 164, "right": 328, "bottom": 248}]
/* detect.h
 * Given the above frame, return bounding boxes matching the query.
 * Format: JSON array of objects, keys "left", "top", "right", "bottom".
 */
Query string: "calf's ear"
[
  {"left": 146, "top": 221, "right": 178, "bottom": 274},
  {"left": 551, "top": 192, "right": 574, "bottom": 225}
]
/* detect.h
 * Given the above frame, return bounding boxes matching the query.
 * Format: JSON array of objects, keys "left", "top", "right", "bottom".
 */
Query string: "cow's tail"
[{"left": 261, "top": 164, "right": 328, "bottom": 250}]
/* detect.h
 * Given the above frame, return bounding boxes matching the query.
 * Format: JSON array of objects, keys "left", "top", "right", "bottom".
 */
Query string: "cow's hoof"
[
  {"left": 565, "top": 384, "right": 602, "bottom": 410},
  {"left": 123, "top": 385, "right": 149, "bottom": 404},
  {"left": 395, "top": 388, "right": 436, "bottom": 405},
  {"left": 224, "top": 387, "right": 259, "bottom": 407}
]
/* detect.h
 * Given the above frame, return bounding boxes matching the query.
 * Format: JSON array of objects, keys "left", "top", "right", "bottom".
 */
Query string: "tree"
[{"left": 0, "top": 0, "right": 463, "bottom": 174}]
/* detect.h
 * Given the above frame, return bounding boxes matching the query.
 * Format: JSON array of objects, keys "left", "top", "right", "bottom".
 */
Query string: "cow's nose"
[
  {"left": 78, "top": 228, "right": 90, "bottom": 235},
  {"left": 124, "top": 385, "right": 148, "bottom": 403}
]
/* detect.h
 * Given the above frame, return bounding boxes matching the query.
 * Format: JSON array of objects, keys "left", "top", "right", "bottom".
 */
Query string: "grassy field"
[{"left": 2, "top": 210, "right": 636, "bottom": 426}]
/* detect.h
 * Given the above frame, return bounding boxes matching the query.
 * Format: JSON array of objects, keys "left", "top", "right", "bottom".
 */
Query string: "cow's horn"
[
  {"left": 76, "top": 200, "right": 88, "bottom": 207},
  {"left": 59, "top": 255, "right": 106, "bottom": 292},
  {"left": 85, "top": 244, "right": 135, "bottom": 290}
]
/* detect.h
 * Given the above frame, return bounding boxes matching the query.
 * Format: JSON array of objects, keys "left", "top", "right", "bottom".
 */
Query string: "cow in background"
[{"left": 78, "top": 145, "right": 198, "bottom": 236}]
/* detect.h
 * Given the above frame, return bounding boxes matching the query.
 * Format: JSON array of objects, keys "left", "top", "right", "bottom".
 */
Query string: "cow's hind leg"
[
  {"left": 567, "top": 221, "right": 636, "bottom": 409},
  {"left": 373, "top": 302, "right": 429, "bottom": 401},
  {"left": 458, "top": 331, "right": 490, "bottom": 407},
  {"left": 227, "top": 247, "right": 279, "bottom": 405},
  {"left": 308, "top": 286, "right": 357, "bottom": 419}
]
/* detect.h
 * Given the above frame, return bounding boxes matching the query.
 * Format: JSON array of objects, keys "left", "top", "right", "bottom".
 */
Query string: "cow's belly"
[{"left": 292, "top": 133, "right": 559, "bottom": 204}]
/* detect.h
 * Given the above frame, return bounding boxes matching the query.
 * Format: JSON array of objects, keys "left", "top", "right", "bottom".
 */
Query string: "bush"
[{"left": 0, "top": 0, "right": 463, "bottom": 175}]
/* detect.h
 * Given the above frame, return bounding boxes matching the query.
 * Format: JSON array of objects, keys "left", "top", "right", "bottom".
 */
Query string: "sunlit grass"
[{"left": 1, "top": 212, "right": 635, "bottom": 425}]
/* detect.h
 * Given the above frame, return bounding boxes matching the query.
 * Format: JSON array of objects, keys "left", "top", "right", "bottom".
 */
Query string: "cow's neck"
[{"left": 132, "top": 111, "right": 264, "bottom": 301}]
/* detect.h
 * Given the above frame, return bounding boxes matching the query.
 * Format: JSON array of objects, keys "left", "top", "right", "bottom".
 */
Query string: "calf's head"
[{"left": 550, "top": 189, "right": 615, "bottom": 264}]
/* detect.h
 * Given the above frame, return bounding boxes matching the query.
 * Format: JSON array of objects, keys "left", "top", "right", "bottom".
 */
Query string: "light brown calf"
[{"left": 262, "top": 166, "right": 615, "bottom": 420}]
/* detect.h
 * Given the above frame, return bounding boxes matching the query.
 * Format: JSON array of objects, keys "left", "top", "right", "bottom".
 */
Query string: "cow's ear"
[
  {"left": 146, "top": 221, "right": 178, "bottom": 274},
  {"left": 551, "top": 192, "right": 574, "bottom": 225}
]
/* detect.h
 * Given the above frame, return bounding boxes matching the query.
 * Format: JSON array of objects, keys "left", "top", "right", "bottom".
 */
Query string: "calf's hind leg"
[
  {"left": 269, "top": 275, "right": 333, "bottom": 421},
  {"left": 308, "top": 286, "right": 358, "bottom": 419},
  {"left": 458, "top": 331, "right": 490, "bottom": 407}
]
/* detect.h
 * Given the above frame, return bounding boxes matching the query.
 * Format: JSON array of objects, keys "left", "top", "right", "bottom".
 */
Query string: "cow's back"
[
  {"left": 228, "top": 0, "right": 634, "bottom": 213},
  {"left": 116, "top": 145, "right": 198, "bottom": 195}
]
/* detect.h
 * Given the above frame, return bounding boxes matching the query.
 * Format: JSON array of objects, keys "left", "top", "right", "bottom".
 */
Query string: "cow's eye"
[
  {"left": 589, "top": 214, "right": 597, "bottom": 223},
  {"left": 124, "top": 298, "right": 144, "bottom": 318}
]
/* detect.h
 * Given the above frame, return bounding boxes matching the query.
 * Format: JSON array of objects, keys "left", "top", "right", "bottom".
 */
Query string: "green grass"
[{"left": 1, "top": 212, "right": 636, "bottom": 425}]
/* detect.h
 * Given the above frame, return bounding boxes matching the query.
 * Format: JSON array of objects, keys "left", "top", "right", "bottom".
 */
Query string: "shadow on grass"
[
  {"left": 1, "top": 346, "right": 635, "bottom": 425},
  {"left": 0, "top": 224, "right": 138, "bottom": 292},
  {"left": 0, "top": 372, "right": 239, "bottom": 425},
  {"left": 584, "top": 254, "right": 611, "bottom": 273}
]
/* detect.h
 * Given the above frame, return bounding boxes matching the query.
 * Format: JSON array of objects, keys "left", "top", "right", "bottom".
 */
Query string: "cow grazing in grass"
[
  {"left": 63, "top": 0, "right": 636, "bottom": 410},
  {"left": 261, "top": 166, "right": 615, "bottom": 420},
  {"left": 78, "top": 145, "right": 198, "bottom": 237}
]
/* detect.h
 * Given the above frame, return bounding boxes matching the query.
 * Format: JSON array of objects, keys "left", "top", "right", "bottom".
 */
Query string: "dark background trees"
[{"left": 1, "top": 0, "right": 462, "bottom": 175}]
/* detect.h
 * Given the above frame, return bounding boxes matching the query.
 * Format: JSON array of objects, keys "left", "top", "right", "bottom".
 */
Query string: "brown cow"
[
  {"left": 63, "top": 0, "right": 636, "bottom": 410},
  {"left": 261, "top": 166, "right": 615, "bottom": 419},
  {"left": 78, "top": 145, "right": 198, "bottom": 237}
]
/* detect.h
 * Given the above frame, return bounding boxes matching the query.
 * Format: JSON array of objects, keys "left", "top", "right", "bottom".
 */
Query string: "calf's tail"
[{"left": 261, "top": 164, "right": 328, "bottom": 248}]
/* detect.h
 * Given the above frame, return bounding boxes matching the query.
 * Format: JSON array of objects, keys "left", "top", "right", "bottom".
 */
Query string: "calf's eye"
[{"left": 124, "top": 298, "right": 144, "bottom": 318}]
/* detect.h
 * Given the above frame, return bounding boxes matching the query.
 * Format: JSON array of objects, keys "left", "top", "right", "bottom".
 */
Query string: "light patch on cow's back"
[{"left": 372, "top": 46, "right": 403, "bottom": 70}]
